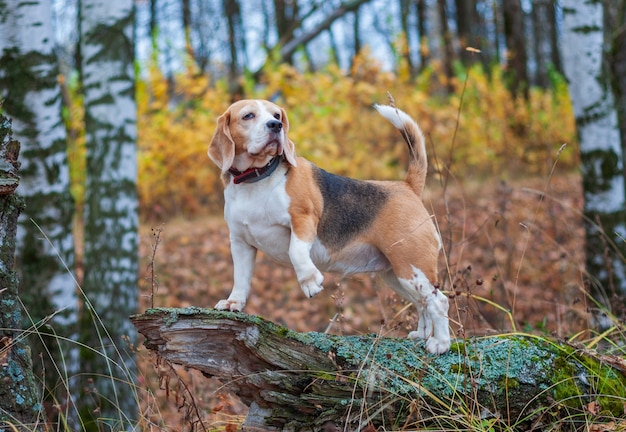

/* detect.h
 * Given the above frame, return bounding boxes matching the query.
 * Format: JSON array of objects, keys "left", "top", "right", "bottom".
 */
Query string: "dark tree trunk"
[
  {"left": 352, "top": 5, "right": 361, "bottom": 58},
  {"left": 273, "top": 0, "right": 300, "bottom": 65},
  {"left": 531, "top": 0, "right": 557, "bottom": 87},
  {"left": 223, "top": 0, "right": 244, "bottom": 96},
  {"left": 399, "top": 0, "right": 415, "bottom": 75},
  {"left": 454, "top": 0, "right": 476, "bottom": 64},
  {"left": 491, "top": 0, "right": 503, "bottom": 66},
  {"left": 0, "top": 115, "right": 44, "bottom": 429},
  {"left": 502, "top": 0, "right": 529, "bottom": 97},
  {"left": 133, "top": 308, "right": 626, "bottom": 431},
  {"left": 416, "top": 0, "right": 429, "bottom": 69},
  {"left": 547, "top": 0, "right": 562, "bottom": 75},
  {"left": 465, "top": 0, "right": 494, "bottom": 69},
  {"left": 327, "top": 27, "right": 340, "bottom": 67},
  {"left": 606, "top": 0, "right": 626, "bottom": 196},
  {"left": 182, "top": 0, "right": 195, "bottom": 62},
  {"left": 274, "top": 0, "right": 298, "bottom": 41},
  {"left": 149, "top": 0, "right": 158, "bottom": 59},
  {"left": 438, "top": 0, "right": 455, "bottom": 93}
]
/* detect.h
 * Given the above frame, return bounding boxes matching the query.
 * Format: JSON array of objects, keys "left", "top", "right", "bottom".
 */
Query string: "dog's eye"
[
  {"left": 242, "top": 112, "right": 255, "bottom": 120},
  {"left": 273, "top": 113, "right": 281, "bottom": 120}
]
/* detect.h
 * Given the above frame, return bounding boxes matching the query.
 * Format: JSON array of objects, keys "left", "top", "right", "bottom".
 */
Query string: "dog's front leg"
[
  {"left": 215, "top": 237, "right": 257, "bottom": 311},
  {"left": 288, "top": 233, "right": 324, "bottom": 298}
]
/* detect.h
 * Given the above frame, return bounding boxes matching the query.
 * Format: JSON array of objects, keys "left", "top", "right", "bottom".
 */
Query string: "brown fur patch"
[{"left": 285, "top": 158, "right": 323, "bottom": 242}]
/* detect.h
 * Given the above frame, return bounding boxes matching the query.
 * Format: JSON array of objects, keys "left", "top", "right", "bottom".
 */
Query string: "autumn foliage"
[{"left": 135, "top": 51, "right": 576, "bottom": 218}]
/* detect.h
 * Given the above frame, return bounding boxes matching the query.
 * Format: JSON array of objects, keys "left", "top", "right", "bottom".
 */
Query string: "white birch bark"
[
  {"left": 560, "top": 0, "right": 626, "bottom": 312},
  {"left": 0, "top": 0, "right": 79, "bottom": 422},
  {"left": 0, "top": 0, "right": 77, "bottom": 323},
  {"left": 0, "top": 115, "right": 43, "bottom": 429},
  {"left": 79, "top": 0, "right": 139, "bottom": 427}
]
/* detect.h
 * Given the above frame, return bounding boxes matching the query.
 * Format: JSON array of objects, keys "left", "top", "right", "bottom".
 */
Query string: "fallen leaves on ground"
[{"left": 137, "top": 172, "right": 592, "bottom": 429}]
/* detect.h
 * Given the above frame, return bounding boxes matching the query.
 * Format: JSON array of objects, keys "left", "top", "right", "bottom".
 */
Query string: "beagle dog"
[{"left": 208, "top": 99, "right": 450, "bottom": 354}]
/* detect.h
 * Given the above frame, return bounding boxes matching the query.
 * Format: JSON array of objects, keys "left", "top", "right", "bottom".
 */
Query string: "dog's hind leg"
[
  {"left": 381, "top": 271, "right": 431, "bottom": 339},
  {"left": 382, "top": 268, "right": 450, "bottom": 354}
]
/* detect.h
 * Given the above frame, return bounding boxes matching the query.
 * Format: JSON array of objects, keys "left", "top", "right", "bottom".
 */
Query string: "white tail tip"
[{"left": 373, "top": 104, "right": 414, "bottom": 130}]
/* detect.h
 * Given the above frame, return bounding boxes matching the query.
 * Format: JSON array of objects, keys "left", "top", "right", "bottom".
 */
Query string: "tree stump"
[{"left": 131, "top": 307, "right": 626, "bottom": 431}]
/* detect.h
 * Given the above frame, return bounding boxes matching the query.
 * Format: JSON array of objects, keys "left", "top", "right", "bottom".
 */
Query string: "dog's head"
[{"left": 208, "top": 99, "right": 297, "bottom": 176}]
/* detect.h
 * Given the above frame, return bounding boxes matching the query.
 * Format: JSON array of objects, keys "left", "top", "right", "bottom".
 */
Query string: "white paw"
[
  {"left": 425, "top": 335, "right": 451, "bottom": 354},
  {"left": 410, "top": 312, "right": 432, "bottom": 339},
  {"left": 299, "top": 270, "right": 324, "bottom": 298},
  {"left": 408, "top": 327, "right": 430, "bottom": 340},
  {"left": 215, "top": 299, "right": 245, "bottom": 312}
]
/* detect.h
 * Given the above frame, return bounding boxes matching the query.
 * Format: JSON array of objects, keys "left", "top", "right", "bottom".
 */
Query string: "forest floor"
[{"left": 135, "top": 171, "right": 596, "bottom": 430}]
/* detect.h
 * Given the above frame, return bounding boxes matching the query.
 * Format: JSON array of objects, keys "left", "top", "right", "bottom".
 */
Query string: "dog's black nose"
[{"left": 266, "top": 120, "right": 282, "bottom": 133}]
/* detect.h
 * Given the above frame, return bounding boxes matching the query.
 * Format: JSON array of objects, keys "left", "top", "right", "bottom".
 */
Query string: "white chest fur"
[
  {"left": 224, "top": 167, "right": 390, "bottom": 276},
  {"left": 224, "top": 167, "right": 293, "bottom": 264}
]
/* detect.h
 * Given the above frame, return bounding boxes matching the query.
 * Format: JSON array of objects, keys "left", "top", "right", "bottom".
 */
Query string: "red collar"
[{"left": 228, "top": 156, "right": 283, "bottom": 184}]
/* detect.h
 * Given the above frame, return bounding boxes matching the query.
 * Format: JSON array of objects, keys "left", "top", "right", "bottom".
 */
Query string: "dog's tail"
[{"left": 373, "top": 104, "right": 427, "bottom": 196}]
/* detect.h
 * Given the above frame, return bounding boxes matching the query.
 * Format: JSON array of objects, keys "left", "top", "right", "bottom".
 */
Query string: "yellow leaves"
[
  {"left": 436, "top": 64, "right": 577, "bottom": 176},
  {"left": 137, "top": 82, "right": 225, "bottom": 218},
  {"left": 62, "top": 74, "right": 87, "bottom": 208},
  {"left": 136, "top": 53, "right": 577, "bottom": 217},
  {"left": 146, "top": 65, "right": 169, "bottom": 111}
]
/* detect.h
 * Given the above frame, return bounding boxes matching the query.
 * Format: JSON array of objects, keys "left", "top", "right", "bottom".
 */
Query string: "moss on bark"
[
  {"left": 133, "top": 307, "right": 626, "bottom": 430},
  {"left": 0, "top": 115, "right": 44, "bottom": 429}
]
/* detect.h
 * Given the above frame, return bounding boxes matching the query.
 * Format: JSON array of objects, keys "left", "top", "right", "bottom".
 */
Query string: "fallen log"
[{"left": 131, "top": 307, "right": 626, "bottom": 431}]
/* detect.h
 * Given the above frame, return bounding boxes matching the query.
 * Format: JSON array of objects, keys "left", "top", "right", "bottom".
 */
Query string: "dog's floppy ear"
[
  {"left": 208, "top": 110, "right": 235, "bottom": 174},
  {"left": 280, "top": 107, "right": 297, "bottom": 167}
]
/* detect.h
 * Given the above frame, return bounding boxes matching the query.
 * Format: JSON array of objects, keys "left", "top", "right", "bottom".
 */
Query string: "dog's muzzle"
[{"left": 266, "top": 120, "right": 282, "bottom": 133}]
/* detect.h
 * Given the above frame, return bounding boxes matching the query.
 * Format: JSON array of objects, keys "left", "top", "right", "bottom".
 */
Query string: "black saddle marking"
[{"left": 313, "top": 167, "right": 389, "bottom": 250}]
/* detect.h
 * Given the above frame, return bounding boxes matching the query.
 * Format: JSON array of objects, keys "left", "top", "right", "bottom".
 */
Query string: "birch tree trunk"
[
  {"left": 560, "top": 0, "right": 626, "bottom": 323},
  {"left": 605, "top": 0, "right": 626, "bottom": 198},
  {"left": 0, "top": 115, "right": 44, "bottom": 430},
  {"left": 79, "top": 0, "right": 139, "bottom": 428},
  {"left": 0, "top": 0, "right": 78, "bottom": 418}
]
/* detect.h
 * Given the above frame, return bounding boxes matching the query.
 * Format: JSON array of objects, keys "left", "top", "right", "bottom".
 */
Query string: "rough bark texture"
[
  {"left": 0, "top": 115, "right": 44, "bottom": 430},
  {"left": 132, "top": 308, "right": 626, "bottom": 431},
  {"left": 561, "top": 0, "right": 626, "bottom": 314},
  {"left": 0, "top": 1, "right": 78, "bottom": 419},
  {"left": 79, "top": 0, "right": 139, "bottom": 428},
  {"left": 606, "top": 0, "right": 626, "bottom": 205}
]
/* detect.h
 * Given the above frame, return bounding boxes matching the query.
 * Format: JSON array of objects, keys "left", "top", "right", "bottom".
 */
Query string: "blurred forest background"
[
  {"left": 1, "top": 0, "right": 625, "bottom": 430},
  {"left": 51, "top": 0, "right": 583, "bottom": 216}
]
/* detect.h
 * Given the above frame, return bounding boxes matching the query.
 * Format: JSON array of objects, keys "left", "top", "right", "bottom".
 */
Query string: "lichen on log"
[{"left": 131, "top": 307, "right": 626, "bottom": 431}]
